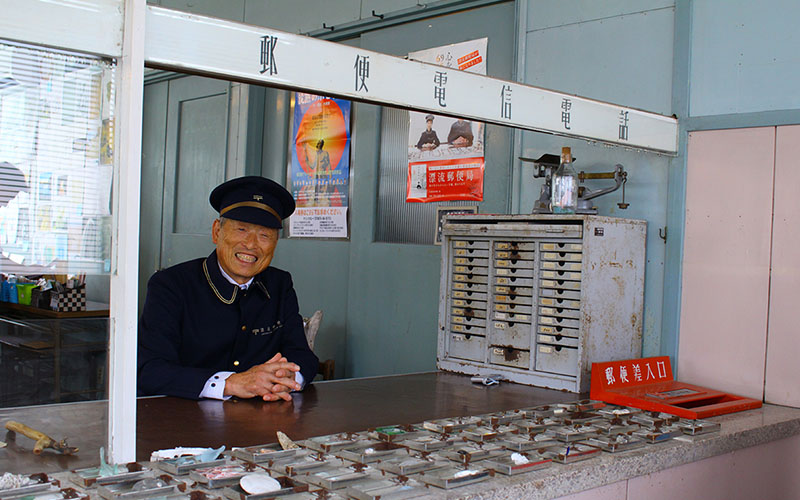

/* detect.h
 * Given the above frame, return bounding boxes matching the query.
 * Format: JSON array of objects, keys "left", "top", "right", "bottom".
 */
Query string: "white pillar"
[{"left": 108, "top": 0, "right": 145, "bottom": 464}]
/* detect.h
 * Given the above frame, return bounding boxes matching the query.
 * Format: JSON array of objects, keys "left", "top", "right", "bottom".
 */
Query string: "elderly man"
[{"left": 137, "top": 176, "right": 319, "bottom": 400}]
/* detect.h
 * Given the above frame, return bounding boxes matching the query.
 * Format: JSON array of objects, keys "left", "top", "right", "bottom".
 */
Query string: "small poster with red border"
[
  {"left": 406, "top": 39, "right": 487, "bottom": 203},
  {"left": 406, "top": 157, "right": 484, "bottom": 202}
]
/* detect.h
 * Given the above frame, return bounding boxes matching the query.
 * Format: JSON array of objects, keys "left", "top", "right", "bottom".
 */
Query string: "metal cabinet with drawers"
[{"left": 437, "top": 215, "right": 646, "bottom": 393}]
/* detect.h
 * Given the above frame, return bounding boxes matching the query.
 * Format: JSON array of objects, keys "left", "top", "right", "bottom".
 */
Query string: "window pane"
[{"left": 0, "top": 40, "right": 116, "bottom": 274}]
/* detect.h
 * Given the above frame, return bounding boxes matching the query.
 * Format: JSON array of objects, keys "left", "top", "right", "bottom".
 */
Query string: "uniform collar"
[{"left": 203, "top": 252, "right": 270, "bottom": 304}]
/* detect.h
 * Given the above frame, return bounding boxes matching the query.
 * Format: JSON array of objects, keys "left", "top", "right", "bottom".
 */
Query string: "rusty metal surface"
[{"left": 0, "top": 371, "right": 579, "bottom": 474}]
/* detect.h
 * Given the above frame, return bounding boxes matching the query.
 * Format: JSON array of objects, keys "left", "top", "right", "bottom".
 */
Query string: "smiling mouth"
[{"left": 236, "top": 252, "right": 257, "bottom": 263}]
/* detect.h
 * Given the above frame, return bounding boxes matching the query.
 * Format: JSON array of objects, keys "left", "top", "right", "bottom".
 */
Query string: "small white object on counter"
[
  {"left": 240, "top": 473, "right": 281, "bottom": 494},
  {"left": 510, "top": 452, "right": 530, "bottom": 465},
  {"left": 0, "top": 472, "right": 34, "bottom": 490},
  {"left": 149, "top": 447, "right": 214, "bottom": 461}
]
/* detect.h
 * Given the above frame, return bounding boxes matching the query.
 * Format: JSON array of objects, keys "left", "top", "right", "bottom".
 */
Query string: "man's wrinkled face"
[{"left": 212, "top": 217, "right": 279, "bottom": 284}]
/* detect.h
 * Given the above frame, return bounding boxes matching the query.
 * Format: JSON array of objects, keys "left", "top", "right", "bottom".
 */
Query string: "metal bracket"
[
  {"left": 659, "top": 226, "right": 667, "bottom": 244},
  {"left": 372, "top": 10, "right": 384, "bottom": 19}
]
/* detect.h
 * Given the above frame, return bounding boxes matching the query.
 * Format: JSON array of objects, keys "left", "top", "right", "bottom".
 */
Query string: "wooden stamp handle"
[{"left": 5, "top": 420, "right": 55, "bottom": 454}]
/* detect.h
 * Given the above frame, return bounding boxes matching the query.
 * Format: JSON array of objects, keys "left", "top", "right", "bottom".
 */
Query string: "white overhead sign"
[{"left": 145, "top": 6, "right": 678, "bottom": 155}]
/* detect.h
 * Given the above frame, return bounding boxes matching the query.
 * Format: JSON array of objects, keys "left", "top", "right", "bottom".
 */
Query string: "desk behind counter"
[{"left": 0, "top": 371, "right": 575, "bottom": 473}]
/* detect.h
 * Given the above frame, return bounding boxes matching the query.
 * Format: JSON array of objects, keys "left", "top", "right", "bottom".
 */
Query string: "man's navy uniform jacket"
[{"left": 137, "top": 251, "right": 319, "bottom": 399}]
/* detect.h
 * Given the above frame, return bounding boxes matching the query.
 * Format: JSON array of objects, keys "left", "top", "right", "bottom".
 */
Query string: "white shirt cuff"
[
  {"left": 294, "top": 371, "right": 305, "bottom": 391},
  {"left": 199, "top": 371, "right": 234, "bottom": 400}
]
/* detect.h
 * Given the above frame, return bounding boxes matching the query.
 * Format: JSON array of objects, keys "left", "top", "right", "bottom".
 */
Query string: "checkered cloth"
[{"left": 50, "top": 287, "right": 86, "bottom": 312}]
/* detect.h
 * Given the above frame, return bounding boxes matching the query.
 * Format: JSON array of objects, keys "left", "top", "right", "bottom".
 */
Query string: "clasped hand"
[{"left": 224, "top": 352, "right": 300, "bottom": 401}]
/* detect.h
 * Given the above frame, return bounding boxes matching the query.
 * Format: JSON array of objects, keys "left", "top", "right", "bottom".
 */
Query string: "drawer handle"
[{"left": 546, "top": 228, "right": 565, "bottom": 233}]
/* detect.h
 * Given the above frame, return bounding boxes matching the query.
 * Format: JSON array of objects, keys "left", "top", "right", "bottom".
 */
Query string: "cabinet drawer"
[
  {"left": 452, "top": 290, "right": 488, "bottom": 301},
  {"left": 494, "top": 250, "right": 535, "bottom": 261},
  {"left": 453, "top": 273, "right": 488, "bottom": 284},
  {"left": 494, "top": 294, "right": 533, "bottom": 306},
  {"left": 451, "top": 315, "right": 486, "bottom": 327},
  {"left": 496, "top": 241, "right": 536, "bottom": 251},
  {"left": 453, "top": 264, "right": 488, "bottom": 275},
  {"left": 452, "top": 298, "right": 486, "bottom": 309},
  {"left": 494, "top": 311, "right": 532, "bottom": 323},
  {"left": 451, "top": 323, "right": 485, "bottom": 335},
  {"left": 540, "top": 251, "right": 582, "bottom": 262},
  {"left": 538, "top": 297, "right": 580, "bottom": 310},
  {"left": 449, "top": 334, "right": 486, "bottom": 362},
  {"left": 540, "top": 261, "right": 582, "bottom": 272},
  {"left": 489, "top": 346, "right": 530, "bottom": 369},
  {"left": 453, "top": 282, "right": 487, "bottom": 293},
  {"left": 540, "top": 279, "right": 581, "bottom": 291},
  {"left": 536, "top": 333, "right": 579, "bottom": 348},
  {"left": 454, "top": 248, "right": 489, "bottom": 258},
  {"left": 454, "top": 256, "right": 489, "bottom": 266},
  {"left": 540, "top": 270, "right": 582, "bottom": 282},
  {"left": 453, "top": 240, "right": 489, "bottom": 250},
  {"left": 491, "top": 322, "right": 532, "bottom": 350},
  {"left": 495, "top": 285, "right": 533, "bottom": 297},
  {"left": 538, "top": 315, "right": 580, "bottom": 329},
  {"left": 535, "top": 344, "right": 578, "bottom": 376},
  {"left": 538, "top": 288, "right": 581, "bottom": 301},
  {"left": 537, "top": 324, "right": 580, "bottom": 337},
  {"left": 452, "top": 307, "right": 486, "bottom": 319},
  {"left": 494, "top": 302, "right": 533, "bottom": 315},
  {"left": 495, "top": 267, "right": 534, "bottom": 278},
  {"left": 538, "top": 306, "right": 581, "bottom": 320},
  {"left": 540, "top": 242, "right": 582, "bottom": 252},
  {"left": 496, "top": 277, "right": 534, "bottom": 287}
]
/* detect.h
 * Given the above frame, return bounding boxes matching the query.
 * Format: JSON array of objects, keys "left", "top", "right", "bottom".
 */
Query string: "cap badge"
[{"left": 253, "top": 195, "right": 263, "bottom": 201}]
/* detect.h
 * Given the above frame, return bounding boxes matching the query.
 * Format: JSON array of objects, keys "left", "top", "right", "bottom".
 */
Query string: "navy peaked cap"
[{"left": 209, "top": 176, "right": 295, "bottom": 229}]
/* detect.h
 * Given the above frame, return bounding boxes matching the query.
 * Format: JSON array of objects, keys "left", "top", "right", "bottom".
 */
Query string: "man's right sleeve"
[{"left": 137, "top": 271, "right": 218, "bottom": 399}]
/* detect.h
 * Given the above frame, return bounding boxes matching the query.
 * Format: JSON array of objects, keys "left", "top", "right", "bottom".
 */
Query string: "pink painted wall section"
[
  {"left": 626, "top": 434, "right": 800, "bottom": 500},
  {"left": 555, "top": 434, "right": 800, "bottom": 499},
  {"left": 765, "top": 126, "right": 800, "bottom": 407},
  {"left": 679, "top": 128, "right": 774, "bottom": 398}
]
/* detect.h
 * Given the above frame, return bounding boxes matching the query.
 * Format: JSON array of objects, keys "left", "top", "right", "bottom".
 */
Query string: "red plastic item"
[{"left": 590, "top": 356, "right": 762, "bottom": 419}]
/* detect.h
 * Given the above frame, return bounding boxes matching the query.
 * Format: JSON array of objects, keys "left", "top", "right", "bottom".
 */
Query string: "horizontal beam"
[
  {"left": 145, "top": 6, "right": 677, "bottom": 154},
  {"left": 0, "top": 0, "right": 123, "bottom": 58}
]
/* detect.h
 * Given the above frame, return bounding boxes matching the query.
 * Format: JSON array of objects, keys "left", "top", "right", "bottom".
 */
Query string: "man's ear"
[{"left": 211, "top": 219, "right": 221, "bottom": 244}]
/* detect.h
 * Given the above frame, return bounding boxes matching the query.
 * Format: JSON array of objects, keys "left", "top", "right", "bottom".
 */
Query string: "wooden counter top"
[{"left": 0, "top": 371, "right": 577, "bottom": 473}]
